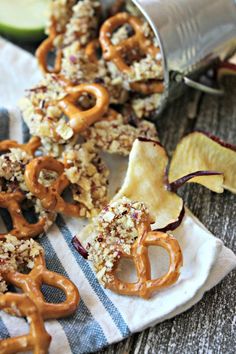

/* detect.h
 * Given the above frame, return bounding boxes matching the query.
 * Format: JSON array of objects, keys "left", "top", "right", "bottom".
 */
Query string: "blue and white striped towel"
[{"left": 0, "top": 38, "right": 236, "bottom": 354}]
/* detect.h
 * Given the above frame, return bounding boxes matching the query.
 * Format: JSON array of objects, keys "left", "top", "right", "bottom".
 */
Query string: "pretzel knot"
[
  {"left": 106, "top": 217, "right": 183, "bottom": 299},
  {"left": 0, "top": 191, "right": 53, "bottom": 240},
  {"left": 0, "top": 293, "right": 51, "bottom": 354},
  {"left": 58, "top": 83, "right": 110, "bottom": 133},
  {"left": 99, "top": 12, "right": 164, "bottom": 94},
  {"left": 1, "top": 253, "right": 80, "bottom": 319},
  {"left": 25, "top": 156, "right": 82, "bottom": 217},
  {"left": 36, "top": 18, "right": 63, "bottom": 74},
  {"left": 0, "top": 136, "right": 41, "bottom": 156}
]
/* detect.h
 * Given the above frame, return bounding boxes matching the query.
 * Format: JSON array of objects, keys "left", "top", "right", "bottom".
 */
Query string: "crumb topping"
[
  {"left": 46, "top": 0, "right": 77, "bottom": 36},
  {"left": 0, "top": 148, "right": 55, "bottom": 229},
  {"left": 87, "top": 197, "right": 149, "bottom": 285},
  {"left": 129, "top": 54, "right": 163, "bottom": 82},
  {"left": 81, "top": 114, "right": 158, "bottom": 155},
  {"left": 19, "top": 75, "right": 76, "bottom": 154},
  {"left": 131, "top": 93, "right": 162, "bottom": 119},
  {"left": 61, "top": 44, "right": 129, "bottom": 104},
  {"left": 63, "top": 141, "right": 109, "bottom": 217},
  {"left": 63, "top": 0, "right": 101, "bottom": 47},
  {"left": 0, "top": 149, "right": 31, "bottom": 192},
  {"left": 0, "top": 235, "right": 43, "bottom": 293}
]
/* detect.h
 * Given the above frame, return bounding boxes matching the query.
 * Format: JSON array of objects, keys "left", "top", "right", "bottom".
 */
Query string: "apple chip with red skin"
[
  {"left": 77, "top": 137, "right": 223, "bottom": 246},
  {"left": 113, "top": 138, "right": 184, "bottom": 230},
  {"left": 169, "top": 131, "right": 236, "bottom": 194}
]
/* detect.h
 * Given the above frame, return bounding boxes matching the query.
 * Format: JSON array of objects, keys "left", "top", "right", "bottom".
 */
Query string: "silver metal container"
[{"left": 132, "top": 0, "right": 236, "bottom": 113}]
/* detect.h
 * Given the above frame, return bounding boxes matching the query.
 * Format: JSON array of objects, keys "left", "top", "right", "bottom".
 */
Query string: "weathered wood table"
[{"left": 15, "top": 40, "right": 236, "bottom": 354}]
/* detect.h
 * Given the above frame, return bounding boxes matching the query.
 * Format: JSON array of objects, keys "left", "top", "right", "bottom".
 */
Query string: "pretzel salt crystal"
[
  {"left": 106, "top": 215, "right": 183, "bottom": 298},
  {"left": 1, "top": 254, "right": 80, "bottom": 320},
  {"left": 58, "top": 83, "right": 110, "bottom": 133},
  {"left": 0, "top": 136, "right": 41, "bottom": 156},
  {"left": 0, "top": 191, "right": 52, "bottom": 240},
  {"left": 36, "top": 18, "right": 63, "bottom": 74},
  {"left": 25, "top": 156, "right": 82, "bottom": 217},
  {"left": 0, "top": 293, "right": 51, "bottom": 354}
]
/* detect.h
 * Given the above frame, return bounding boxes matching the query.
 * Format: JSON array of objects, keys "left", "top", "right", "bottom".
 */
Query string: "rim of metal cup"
[{"left": 132, "top": 0, "right": 169, "bottom": 114}]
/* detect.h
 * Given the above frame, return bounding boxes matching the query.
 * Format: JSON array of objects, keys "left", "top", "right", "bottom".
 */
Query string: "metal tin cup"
[{"left": 132, "top": 0, "right": 236, "bottom": 114}]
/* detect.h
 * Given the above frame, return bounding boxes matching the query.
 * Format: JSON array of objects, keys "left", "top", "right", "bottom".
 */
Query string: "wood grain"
[{"left": 98, "top": 77, "right": 236, "bottom": 354}]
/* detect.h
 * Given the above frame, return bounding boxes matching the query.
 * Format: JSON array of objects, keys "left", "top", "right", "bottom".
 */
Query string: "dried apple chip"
[
  {"left": 113, "top": 138, "right": 184, "bottom": 230},
  {"left": 169, "top": 131, "right": 236, "bottom": 193}
]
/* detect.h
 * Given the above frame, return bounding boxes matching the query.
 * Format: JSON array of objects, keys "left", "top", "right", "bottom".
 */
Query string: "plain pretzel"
[
  {"left": 0, "top": 293, "right": 51, "bottom": 354},
  {"left": 1, "top": 253, "right": 80, "bottom": 320}
]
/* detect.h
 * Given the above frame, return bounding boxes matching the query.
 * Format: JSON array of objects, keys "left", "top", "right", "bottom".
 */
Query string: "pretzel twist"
[
  {"left": 24, "top": 156, "right": 82, "bottom": 217},
  {"left": 106, "top": 216, "right": 183, "bottom": 298},
  {"left": 99, "top": 12, "right": 164, "bottom": 94},
  {"left": 0, "top": 191, "right": 53, "bottom": 240},
  {"left": 1, "top": 254, "right": 80, "bottom": 320},
  {"left": 58, "top": 83, "right": 110, "bottom": 133},
  {"left": 0, "top": 136, "right": 41, "bottom": 156},
  {"left": 0, "top": 293, "right": 51, "bottom": 354},
  {"left": 36, "top": 18, "right": 63, "bottom": 74}
]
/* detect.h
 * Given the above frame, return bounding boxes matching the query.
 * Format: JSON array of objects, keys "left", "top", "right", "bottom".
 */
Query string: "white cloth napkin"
[{"left": 0, "top": 37, "right": 235, "bottom": 354}]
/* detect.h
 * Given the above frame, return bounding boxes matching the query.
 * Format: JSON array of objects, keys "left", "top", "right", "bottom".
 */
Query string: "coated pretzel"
[
  {"left": 0, "top": 136, "right": 41, "bottom": 156},
  {"left": 0, "top": 191, "right": 52, "bottom": 240},
  {"left": 36, "top": 18, "right": 63, "bottom": 74},
  {"left": 25, "top": 156, "right": 81, "bottom": 217},
  {"left": 106, "top": 215, "right": 183, "bottom": 298},
  {"left": 1, "top": 254, "right": 80, "bottom": 320},
  {"left": 0, "top": 293, "right": 51, "bottom": 354},
  {"left": 58, "top": 83, "right": 110, "bottom": 133},
  {"left": 99, "top": 12, "right": 164, "bottom": 94}
]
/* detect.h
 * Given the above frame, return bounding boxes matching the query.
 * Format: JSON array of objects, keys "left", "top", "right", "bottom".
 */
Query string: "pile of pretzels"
[{"left": 0, "top": 1, "right": 168, "bottom": 352}]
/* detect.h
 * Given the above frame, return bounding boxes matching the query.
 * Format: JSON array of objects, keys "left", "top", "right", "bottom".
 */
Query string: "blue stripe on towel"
[
  {"left": 0, "top": 108, "right": 9, "bottom": 139},
  {"left": 40, "top": 235, "right": 108, "bottom": 354},
  {"left": 0, "top": 318, "right": 10, "bottom": 339},
  {"left": 21, "top": 118, "right": 30, "bottom": 143},
  {"left": 56, "top": 215, "right": 130, "bottom": 338}
]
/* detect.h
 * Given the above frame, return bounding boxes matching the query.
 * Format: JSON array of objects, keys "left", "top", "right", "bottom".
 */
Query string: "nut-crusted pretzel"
[
  {"left": 0, "top": 136, "right": 41, "bottom": 156},
  {"left": 25, "top": 156, "right": 82, "bottom": 217},
  {"left": 0, "top": 293, "right": 51, "bottom": 354},
  {"left": 0, "top": 191, "right": 53, "bottom": 240},
  {"left": 58, "top": 83, "right": 110, "bottom": 133},
  {"left": 99, "top": 12, "right": 164, "bottom": 94},
  {"left": 1, "top": 253, "right": 80, "bottom": 319},
  {"left": 36, "top": 18, "right": 63, "bottom": 74},
  {"left": 106, "top": 215, "right": 183, "bottom": 298}
]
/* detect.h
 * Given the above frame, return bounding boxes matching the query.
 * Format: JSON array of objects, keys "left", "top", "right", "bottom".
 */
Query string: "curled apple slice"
[
  {"left": 113, "top": 138, "right": 184, "bottom": 230},
  {"left": 169, "top": 131, "right": 236, "bottom": 193}
]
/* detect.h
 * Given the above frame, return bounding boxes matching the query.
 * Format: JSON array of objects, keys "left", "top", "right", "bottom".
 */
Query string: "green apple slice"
[{"left": 0, "top": 0, "right": 49, "bottom": 41}]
